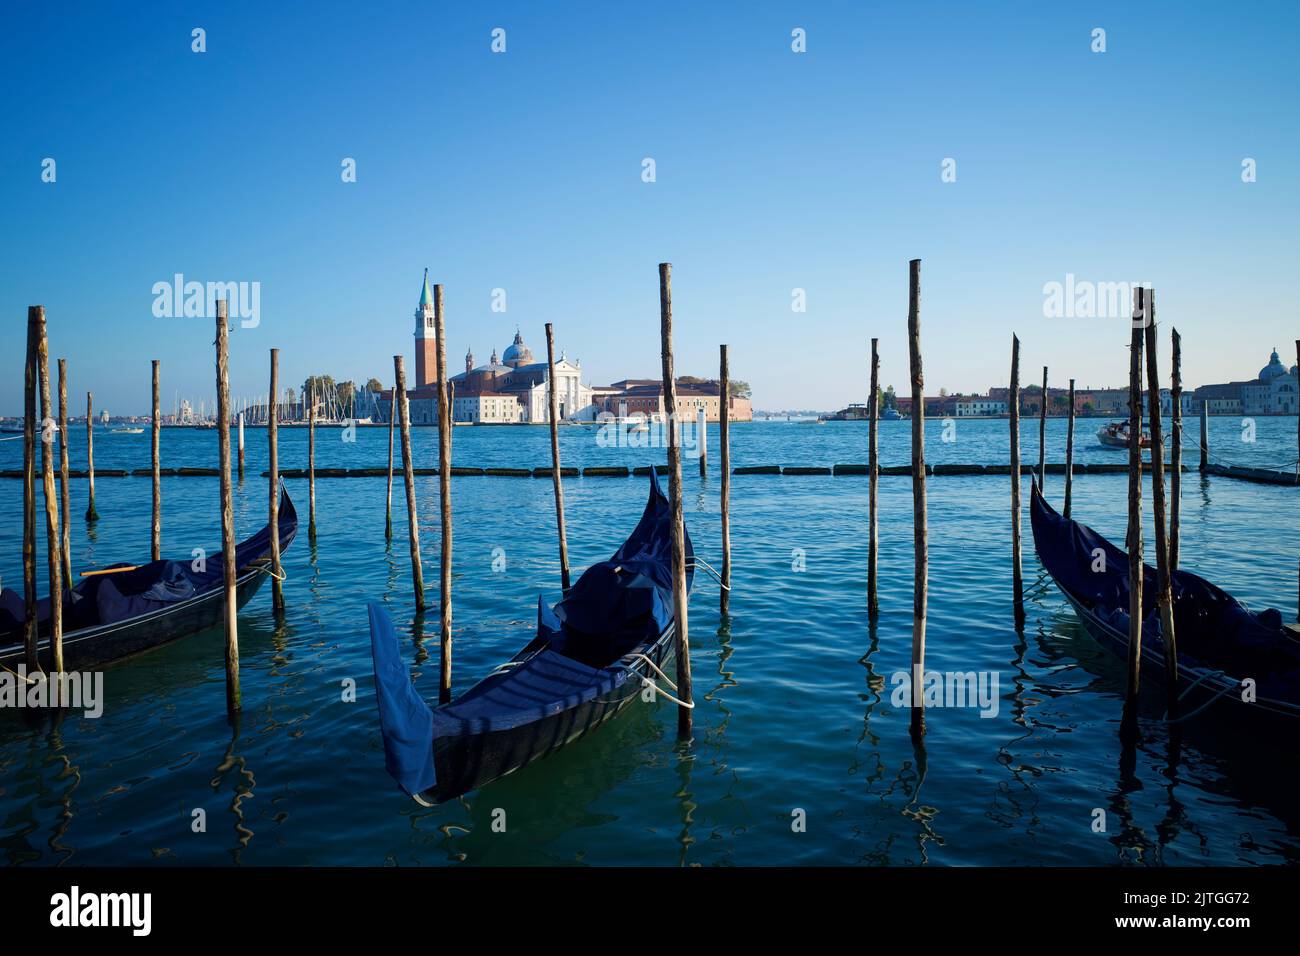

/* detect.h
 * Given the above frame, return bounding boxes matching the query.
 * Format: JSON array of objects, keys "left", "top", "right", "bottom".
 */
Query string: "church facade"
[{"left": 379, "top": 272, "right": 599, "bottom": 425}]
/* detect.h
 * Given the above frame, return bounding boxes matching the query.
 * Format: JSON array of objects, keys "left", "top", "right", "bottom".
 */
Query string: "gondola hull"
[
  {"left": 426, "top": 629, "right": 675, "bottom": 803},
  {"left": 0, "top": 488, "right": 297, "bottom": 672}
]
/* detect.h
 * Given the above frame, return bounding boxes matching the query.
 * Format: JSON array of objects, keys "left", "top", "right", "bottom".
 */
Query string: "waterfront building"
[
  {"left": 596, "top": 379, "right": 754, "bottom": 423},
  {"left": 1193, "top": 349, "right": 1298, "bottom": 415},
  {"left": 955, "top": 399, "right": 1008, "bottom": 416}
]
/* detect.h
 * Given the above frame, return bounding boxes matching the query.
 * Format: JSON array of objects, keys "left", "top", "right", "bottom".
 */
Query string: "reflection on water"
[{"left": 2, "top": 423, "right": 1299, "bottom": 865}]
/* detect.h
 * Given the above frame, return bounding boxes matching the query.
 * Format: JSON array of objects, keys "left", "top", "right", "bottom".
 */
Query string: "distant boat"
[
  {"left": 1096, "top": 420, "right": 1154, "bottom": 449},
  {"left": 881, "top": 408, "right": 902, "bottom": 421},
  {"left": 110, "top": 427, "right": 144, "bottom": 434}
]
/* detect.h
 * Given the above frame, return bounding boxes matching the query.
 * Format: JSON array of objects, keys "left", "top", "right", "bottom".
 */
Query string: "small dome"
[
  {"left": 502, "top": 330, "right": 534, "bottom": 367},
  {"left": 1259, "top": 348, "right": 1287, "bottom": 381}
]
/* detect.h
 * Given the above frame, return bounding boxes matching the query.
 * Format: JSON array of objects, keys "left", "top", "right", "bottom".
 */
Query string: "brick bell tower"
[{"left": 414, "top": 268, "right": 438, "bottom": 388}]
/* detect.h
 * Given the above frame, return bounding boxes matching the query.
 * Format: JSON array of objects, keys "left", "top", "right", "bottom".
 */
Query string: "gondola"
[
  {"left": 368, "top": 468, "right": 693, "bottom": 805},
  {"left": 1029, "top": 480, "right": 1300, "bottom": 723},
  {"left": 0, "top": 487, "right": 297, "bottom": 671}
]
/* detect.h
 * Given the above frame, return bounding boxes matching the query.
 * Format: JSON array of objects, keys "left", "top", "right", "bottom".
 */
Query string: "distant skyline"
[{"left": 3, "top": 2, "right": 1297, "bottom": 415}]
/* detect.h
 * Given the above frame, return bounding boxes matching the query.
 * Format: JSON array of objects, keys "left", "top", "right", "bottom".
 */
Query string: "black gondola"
[
  {"left": 368, "top": 468, "right": 693, "bottom": 805},
  {"left": 1029, "top": 480, "right": 1300, "bottom": 723},
  {"left": 0, "top": 487, "right": 297, "bottom": 671}
]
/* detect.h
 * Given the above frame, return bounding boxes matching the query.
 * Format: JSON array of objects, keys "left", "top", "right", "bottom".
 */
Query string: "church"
[{"left": 380, "top": 271, "right": 599, "bottom": 425}]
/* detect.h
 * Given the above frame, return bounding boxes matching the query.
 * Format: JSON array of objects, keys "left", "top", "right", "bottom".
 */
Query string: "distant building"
[
  {"left": 955, "top": 399, "right": 1007, "bottom": 416},
  {"left": 379, "top": 272, "right": 600, "bottom": 424},
  {"left": 1193, "top": 348, "right": 1298, "bottom": 415},
  {"left": 597, "top": 379, "right": 753, "bottom": 423}
]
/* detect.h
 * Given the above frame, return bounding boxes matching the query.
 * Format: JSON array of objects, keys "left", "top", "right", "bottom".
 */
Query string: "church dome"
[
  {"left": 502, "top": 330, "right": 534, "bottom": 367},
  {"left": 1259, "top": 348, "right": 1287, "bottom": 381}
]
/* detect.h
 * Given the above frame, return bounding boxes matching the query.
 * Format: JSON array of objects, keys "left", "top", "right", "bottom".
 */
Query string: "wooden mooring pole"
[
  {"left": 215, "top": 301, "right": 240, "bottom": 714},
  {"left": 268, "top": 348, "right": 284, "bottom": 614},
  {"left": 433, "top": 284, "right": 453, "bottom": 704},
  {"left": 868, "top": 337, "right": 880, "bottom": 620},
  {"left": 1144, "top": 296, "right": 1179, "bottom": 706},
  {"left": 1121, "top": 292, "right": 1146, "bottom": 742},
  {"left": 719, "top": 343, "right": 732, "bottom": 617},
  {"left": 384, "top": 382, "right": 395, "bottom": 541},
  {"left": 907, "top": 260, "right": 927, "bottom": 738},
  {"left": 1038, "top": 365, "right": 1048, "bottom": 489},
  {"left": 1170, "top": 328, "right": 1183, "bottom": 573},
  {"left": 1200, "top": 400, "right": 1209, "bottom": 472},
  {"left": 544, "top": 322, "right": 571, "bottom": 592},
  {"left": 659, "top": 262, "right": 694, "bottom": 739},
  {"left": 393, "top": 355, "right": 425, "bottom": 614},
  {"left": 1009, "top": 335, "right": 1024, "bottom": 626},
  {"left": 1064, "top": 378, "right": 1076, "bottom": 519},
  {"left": 151, "top": 359, "right": 161, "bottom": 561},
  {"left": 307, "top": 381, "right": 317, "bottom": 541},
  {"left": 698, "top": 407, "right": 708, "bottom": 477},
  {"left": 57, "top": 358, "right": 71, "bottom": 584},
  {"left": 37, "top": 308, "right": 64, "bottom": 673},
  {"left": 85, "top": 391, "right": 99, "bottom": 521},
  {"left": 22, "top": 309, "right": 41, "bottom": 671},
  {"left": 237, "top": 412, "right": 245, "bottom": 482}
]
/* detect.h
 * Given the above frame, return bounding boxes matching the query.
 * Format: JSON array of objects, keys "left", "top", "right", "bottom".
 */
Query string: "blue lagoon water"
[{"left": 1, "top": 418, "right": 1297, "bottom": 866}]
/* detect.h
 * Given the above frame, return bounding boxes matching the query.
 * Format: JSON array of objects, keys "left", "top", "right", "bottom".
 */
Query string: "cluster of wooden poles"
[
  {"left": 377, "top": 266, "right": 731, "bottom": 737},
  {"left": 868, "top": 267, "right": 1209, "bottom": 742}
]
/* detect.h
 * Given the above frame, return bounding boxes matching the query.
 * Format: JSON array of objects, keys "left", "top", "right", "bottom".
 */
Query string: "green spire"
[{"left": 419, "top": 268, "right": 434, "bottom": 308}]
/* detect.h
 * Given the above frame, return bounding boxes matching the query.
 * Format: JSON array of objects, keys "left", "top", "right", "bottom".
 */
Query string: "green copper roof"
[{"left": 419, "top": 269, "right": 434, "bottom": 308}]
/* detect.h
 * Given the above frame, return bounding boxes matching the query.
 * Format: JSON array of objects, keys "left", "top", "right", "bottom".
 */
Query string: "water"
[{"left": 1, "top": 419, "right": 1297, "bottom": 866}]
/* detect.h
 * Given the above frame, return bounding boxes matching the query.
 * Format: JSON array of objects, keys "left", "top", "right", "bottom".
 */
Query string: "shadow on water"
[{"left": 407, "top": 701, "right": 666, "bottom": 866}]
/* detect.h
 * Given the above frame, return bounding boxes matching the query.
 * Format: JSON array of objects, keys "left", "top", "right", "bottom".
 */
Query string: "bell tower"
[{"left": 414, "top": 269, "right": 438, "bottom": 388}]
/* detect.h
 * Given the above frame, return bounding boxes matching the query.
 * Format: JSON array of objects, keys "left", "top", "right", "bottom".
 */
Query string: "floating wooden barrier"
[
  {"left": 782, "top": 465, "right": 832, "bottom": 475},
  {"left": 733, "top": 464, "right": 780, "bottom": 475},
  {"left": 484, "top": 467, "right": 531, "bottom": 477},
  {"left": 634, "top": 464, "right": 670, "bottom": 475},
  {"left": 584, "top": 466, "right": 630, "bottom": 477},
  {"left": 532, "top": 466, "right": 580, "bottom": 478}
]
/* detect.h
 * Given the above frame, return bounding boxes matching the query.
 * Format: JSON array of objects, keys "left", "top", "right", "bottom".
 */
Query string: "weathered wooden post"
[
  {"left": 268, "top": 349, "right": 284, "bottom": 613},
  {"left": 1038, "top": 366, "right": 1048, "bottom": 489},
  {"left": 1064, "top": 378, "right": 1076, "bottom": 519},
  {"left": 1144, "top": 296, "right": 1178, "bottom": 705},
  {"left": 22, "top": 309, "right": 41, "bottom": 671},
  {"left": 384, "top": 382, "right": 395, "bottom": 541},
  {"left": 393, "top": 356, "right": 426, "bottom": 614},
  {"left": 1121, "top": 292, "right": 1146, "bottom": 742},
  {"left": 307, "top": 380, "right": 317, "bottom": 541},
  {"left": 57, "top": 359, "right": 71, "bottom": 584},
  {"left": 237, "top": 411, "right": 245, "bottom": 482},
  {"left": 85, "top": 391, "right": 99, "bottom": 521},
  {"left": 659, "top": 262, "right": 694, "bottom": 739},
  {"left": 1170, "top": 329, "right": 1183, "bottom": 573},
  {"left": 151, "top": 359, "right": 161, "bottom": 561},
  {"left": 907, "top": 259, "right": 927, "bottom": 738},
  {"left": 544, "top": 322, "right": 571, "bottom": 591},
  {"left": 37, "top": 309, "right": 64, "bottom": 673},
  {"left": 433, "top": 284, "right": 454, "bottom": 704},
  {"left": 1200, "top": 400, "right": 1209, "bottom": 472},
  {"left": 868, "top": 337, "right": 880, "bottom": 619},
  {"left": 697, "top": 406, "right": 708, "bottom": 477},
  {"left": 1010, "top": 335, "right": 1024, "bottom": 626},
  {"left": 719, "top": 344, "right": 732, "bottom": 616},
  {"left": 215, "top": 301, "right": 240, "bottom": 714}
]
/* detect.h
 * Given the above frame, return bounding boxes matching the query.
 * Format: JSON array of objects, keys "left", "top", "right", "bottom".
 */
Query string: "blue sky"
[{"left": 3, "top": 1, "right": 1297, "bottom": 414}]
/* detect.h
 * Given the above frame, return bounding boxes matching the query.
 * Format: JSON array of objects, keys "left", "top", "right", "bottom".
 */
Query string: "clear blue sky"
[{"left": 3, "top": 1, "right": 1296, "bottom": 414}]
